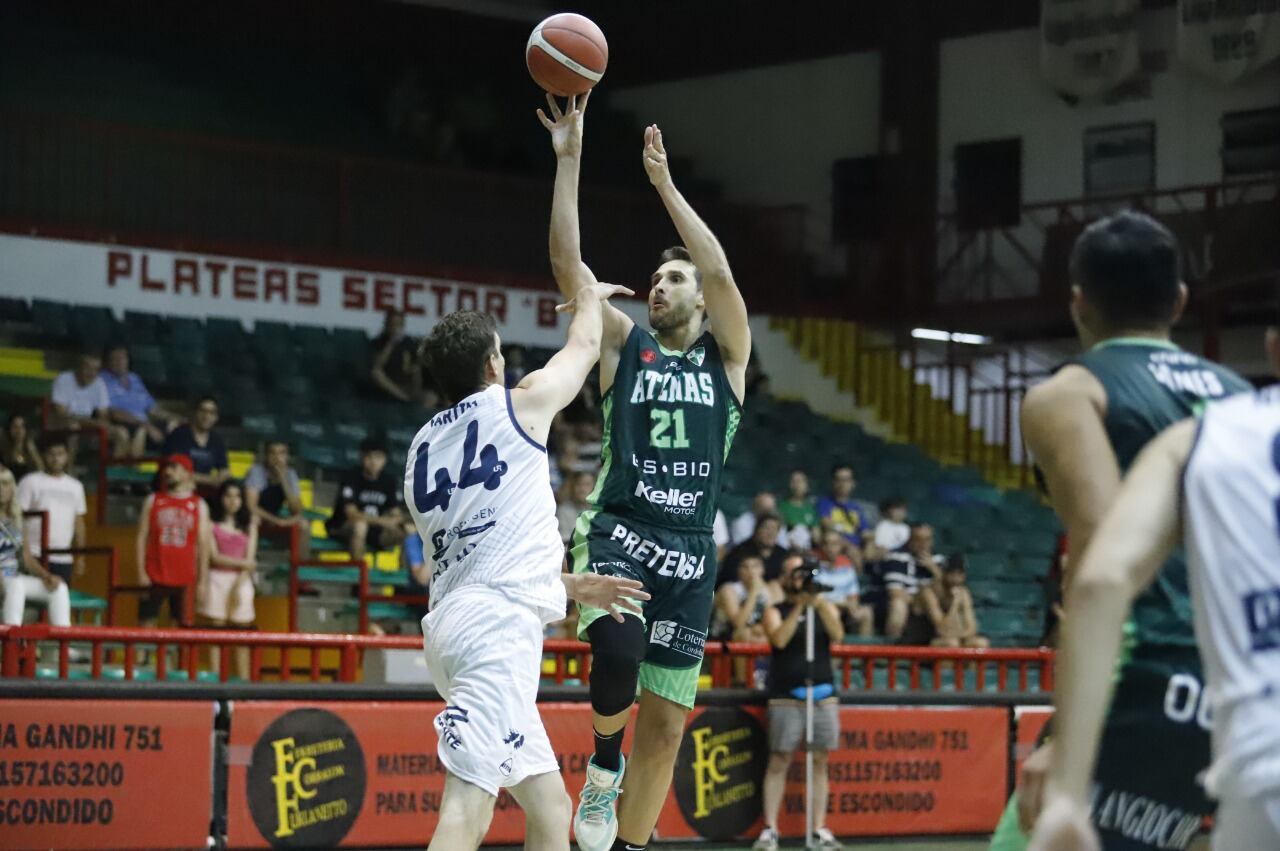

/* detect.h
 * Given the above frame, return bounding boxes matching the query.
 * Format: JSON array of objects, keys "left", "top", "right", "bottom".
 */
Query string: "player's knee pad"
[{"left": 586, "top": 615, "right": 647, "bottom": 717}]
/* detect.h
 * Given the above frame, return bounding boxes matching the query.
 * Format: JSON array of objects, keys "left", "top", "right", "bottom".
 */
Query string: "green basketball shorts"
[{"left": 570, "top": 508, "right": 718, "bottom": 709}]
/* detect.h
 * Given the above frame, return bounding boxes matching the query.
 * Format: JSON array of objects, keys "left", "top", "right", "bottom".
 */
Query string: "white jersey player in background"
[
  {"left": 407, "top": 284, "right": 648, "bottom": 851},
  {"left": 1031, "top": 327, "right": 1280, "bottom": 851}
]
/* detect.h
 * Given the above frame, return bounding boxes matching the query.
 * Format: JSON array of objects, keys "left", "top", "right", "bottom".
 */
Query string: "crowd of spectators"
[{"left": 2, "top": 325, "right": 995, "bottom": 699}]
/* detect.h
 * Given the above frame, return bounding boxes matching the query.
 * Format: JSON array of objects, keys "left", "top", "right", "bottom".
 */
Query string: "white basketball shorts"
[{"left": 421, "top": 586, "right": 558, "bottom": 796}]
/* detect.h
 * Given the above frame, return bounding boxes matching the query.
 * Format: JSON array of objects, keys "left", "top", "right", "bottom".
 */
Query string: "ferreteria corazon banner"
[{"left": 225, "top": 701, "right": 1010, "bottom": 848}]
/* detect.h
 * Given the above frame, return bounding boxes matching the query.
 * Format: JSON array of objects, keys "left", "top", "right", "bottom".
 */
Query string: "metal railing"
[
  {"left": 1, "top": 624, "right": 1055, "bottom": 692},
  {"left": 936, "top": 177, "right": 1280, "bottom": 305}
]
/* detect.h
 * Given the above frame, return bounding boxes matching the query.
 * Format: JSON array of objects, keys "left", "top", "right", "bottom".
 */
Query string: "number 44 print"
[{"left": 412, "top": 421, "right": 508, "bottom": 514}]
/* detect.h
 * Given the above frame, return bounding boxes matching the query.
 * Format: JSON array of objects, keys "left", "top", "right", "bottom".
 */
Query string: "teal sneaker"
[{"left": 573, "top": 755, "right": 625, "bottom": 851}]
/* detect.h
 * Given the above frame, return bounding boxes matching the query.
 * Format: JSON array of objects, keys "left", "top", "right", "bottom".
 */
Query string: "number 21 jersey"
[
  {"left": 404, "top": 384, "right": 566, "bottom": 622},
  {"left": 591, "top": 326, "right": 742, "bottom": 534}
]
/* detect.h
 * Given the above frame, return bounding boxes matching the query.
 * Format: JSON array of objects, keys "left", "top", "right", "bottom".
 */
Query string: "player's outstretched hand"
[
  {"left": 554, "top": 283, "right": 634, "bottom": 314},
  {"left": 642, "top": 124, "right": 672, "bottom": 188},
  {"left": 1027, "top": 796, "right": 1099, "bottom": 851},
  {"left": 567, "top": 573, "right": 650, "bottom": 622},
  {"left": 537, "top": 91, "right": 590, "bottom": 159}
]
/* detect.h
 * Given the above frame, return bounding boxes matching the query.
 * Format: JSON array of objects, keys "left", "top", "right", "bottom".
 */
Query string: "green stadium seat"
[
  {"left": 122, "top": 310, "right": 161, "bottom": 344},
  {"left": 163, "top": 316, "right": 207, "bottom": 345},
  {"left": 299, "top": 441, "right": 341, "bottom": 469},
  {"left": 31, "top": 300, "right": 71, "bottom": 341},
  {"left": 68, "top": 590, "right": 107, "bottom": 625},
  {"left": 242, "top": 413, "right": 282, "bottom": 437},
  {"left": 206, "top": 317, "right": 247, "bottom": 343},
  {"left": 68, "top": 306, "right": 120, "bottom": 347}
]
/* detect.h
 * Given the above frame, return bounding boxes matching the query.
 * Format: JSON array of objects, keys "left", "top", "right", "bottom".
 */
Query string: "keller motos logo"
[
  {"left": 247, "top": 708, "right": 366, "bottom": 848},
  {"left": 634, "top": 481, "right": 704, "bottom": 515}
]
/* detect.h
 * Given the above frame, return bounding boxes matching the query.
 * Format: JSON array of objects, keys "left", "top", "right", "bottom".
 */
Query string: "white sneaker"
[
  {"left": 815, "top": 826, "right": 844, "bottom": 850},
  {"left": 573, "top": 755, "right": 624, "bottom": 851},
  {"left": 752, "top": 826, "right": 780, "bottom": 850}
]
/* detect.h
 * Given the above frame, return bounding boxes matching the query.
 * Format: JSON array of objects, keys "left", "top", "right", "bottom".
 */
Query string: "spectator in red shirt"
[{"left": 136, "top": 454, "right": 209, "bottom": 627}]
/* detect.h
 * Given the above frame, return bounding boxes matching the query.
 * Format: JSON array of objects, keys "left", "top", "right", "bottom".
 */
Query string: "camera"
[{"left": 790, "top": 559, "right": 834, "bottom": 595}]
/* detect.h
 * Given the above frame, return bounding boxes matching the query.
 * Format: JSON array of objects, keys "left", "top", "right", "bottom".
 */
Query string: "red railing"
[
  {"left": 936, "top": 176, "right": 1280, "bottom": 307},
  {"left": 0, "top": 625, "right": 1055, "bottom": 692}
]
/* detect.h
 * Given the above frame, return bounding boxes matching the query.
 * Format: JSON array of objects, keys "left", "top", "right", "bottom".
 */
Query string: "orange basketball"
[{"left": 526, "top": 13, "right": 608, "bottom": 97}]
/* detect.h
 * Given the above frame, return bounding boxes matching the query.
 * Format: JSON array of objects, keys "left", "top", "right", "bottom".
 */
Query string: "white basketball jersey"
[
  {"left": 404, "top": 384, "right": 566, "bottom": 623},
  {"left": 1183, "top": 387, "right": 1280, "bottom": 798}
]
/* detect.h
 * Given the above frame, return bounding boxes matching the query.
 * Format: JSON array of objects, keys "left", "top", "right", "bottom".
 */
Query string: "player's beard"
[{"left": 650, "top": 300, "right": 695, "bottom": 332}]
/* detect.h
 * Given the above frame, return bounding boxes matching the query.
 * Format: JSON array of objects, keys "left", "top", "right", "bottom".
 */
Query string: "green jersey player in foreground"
[
  {"left": 539, "top": 93, "right": 751, "bottom": 851},
  {"left": 1029, "top": 329, "right": 1280, "bottom": 850},
  {"left": 990, "top": 211, "right": 1249, "bottom": 851}
]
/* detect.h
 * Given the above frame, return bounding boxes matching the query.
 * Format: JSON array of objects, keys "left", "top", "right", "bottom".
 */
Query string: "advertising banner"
[
  {"left": 0, "top": 233, "right": 647, "bottom": 347},
  {"left": 226, "top": 701, "right": 1009, "bottom": 848},
  {"left": 1040, "top": 0, "right": 1142, "bottom": 97},
  {"left": 1178, "top": 0, "right": 1280, "bottom": 83},
  {"left": 0, "top": 699, "right": 216, "bottom": 850},
  {"left": 1015, "top": 706, "right": 1054, "bottom": 781}
]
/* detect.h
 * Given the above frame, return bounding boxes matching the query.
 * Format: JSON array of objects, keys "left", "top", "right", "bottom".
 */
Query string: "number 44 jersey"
[{"left": 404, "top": 384, "right": 566, "bottom": 623}]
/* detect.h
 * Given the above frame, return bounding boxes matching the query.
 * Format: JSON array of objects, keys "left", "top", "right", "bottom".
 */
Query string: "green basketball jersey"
[
  {"left": 1075, "top": 338, "right": 1251, "bottom": 648},
  {"left": 589, "top": 325, "right": 742, "bottom": 533}
]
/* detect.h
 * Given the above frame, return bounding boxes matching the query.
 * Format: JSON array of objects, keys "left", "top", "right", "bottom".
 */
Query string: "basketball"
[{"left": 526, "top": 13, "right": 608, "bottom": 96}]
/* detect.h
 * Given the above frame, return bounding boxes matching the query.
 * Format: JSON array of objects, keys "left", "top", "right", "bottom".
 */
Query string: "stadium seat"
[{"left": 31, "top": 300, "right": 71, "bottom": 342}]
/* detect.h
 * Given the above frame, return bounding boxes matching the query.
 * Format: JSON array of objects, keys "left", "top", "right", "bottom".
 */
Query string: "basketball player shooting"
[
  {"left": 1030, "top": 329, "right": 1280, "bottom": 851},
  {"left": 407, "top": 287, "right": 651, "bottom": 851},
  {"left": 539, "top": 93, "right": 751, "bottom": 851}
]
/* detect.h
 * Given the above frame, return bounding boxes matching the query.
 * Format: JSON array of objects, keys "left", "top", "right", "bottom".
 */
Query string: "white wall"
[
  {"left": 611, "top": 52, "right": 881, "bottom": 275},
  {"left": 939, "top": 9, "right": 1280, "bottom": 208},
  {"left": 936, "top": 9, "right": 1280, "bottom": 301}
]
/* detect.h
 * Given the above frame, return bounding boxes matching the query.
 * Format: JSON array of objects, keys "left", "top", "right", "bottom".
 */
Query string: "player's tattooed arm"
[
  {"left": 539, "top": 92, "right": 633, "bottom": 353},
  {"left": 1020, "top": 366, "right": 1119, "bottom": 579},
  {"left": 563, "top": 572, "right": 650, "bottom": 622},
  {"left": 1030, "top": 420, "right": 1194, "bottom": 851},
  {"left": 642, "top": 124, "right": 751, "bottom": 396}
]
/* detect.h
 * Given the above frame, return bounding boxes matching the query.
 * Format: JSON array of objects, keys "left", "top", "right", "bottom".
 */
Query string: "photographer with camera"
[{"left": 752, "top": 555, "right": 845, "bottom": 851}]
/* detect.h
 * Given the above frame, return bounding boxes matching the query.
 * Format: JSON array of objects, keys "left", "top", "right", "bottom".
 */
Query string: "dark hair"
[
  {"left": 879, "top": 496, "right": 907, "bottom": 514},
  {"left": 359, "top": 435, "right": 388, "bottom": 455},
  {"left": 263, "top": 439, "right": 289, "bottom": 454},
  {"left": 40, "top": 433, "right": 69, "bottom": 452},
  {"left": 421, "top": 311, "right": 498, "bottom": 404},
  {"left": 104, "top": 343, "right": 128, "bottom": 359},
  {"left": 658, "top": 246, "right": 702, "bottom": 288},
  {"left": 195, "top": 395, "right": 219, "bottom": 409},
  {"left": 211, "top": 479, "right": 252, "bottom": 532},
  {"left": 945, "top": 554, "right": 967, "bottom": 574},
  {"left": 1069, "top": 211, "right": 1181, "bottom": 330},
  {"left": 755, "top": 511, "right": 782, "bottom": 528}
]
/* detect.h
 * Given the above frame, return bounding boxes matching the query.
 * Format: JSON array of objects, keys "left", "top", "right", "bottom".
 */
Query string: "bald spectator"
[
  {"left": 50, "top": 351, "right": 109, "bottom": 434},
  {"left": 730, "top": 491, "right": 792, "bottom": 550}
]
